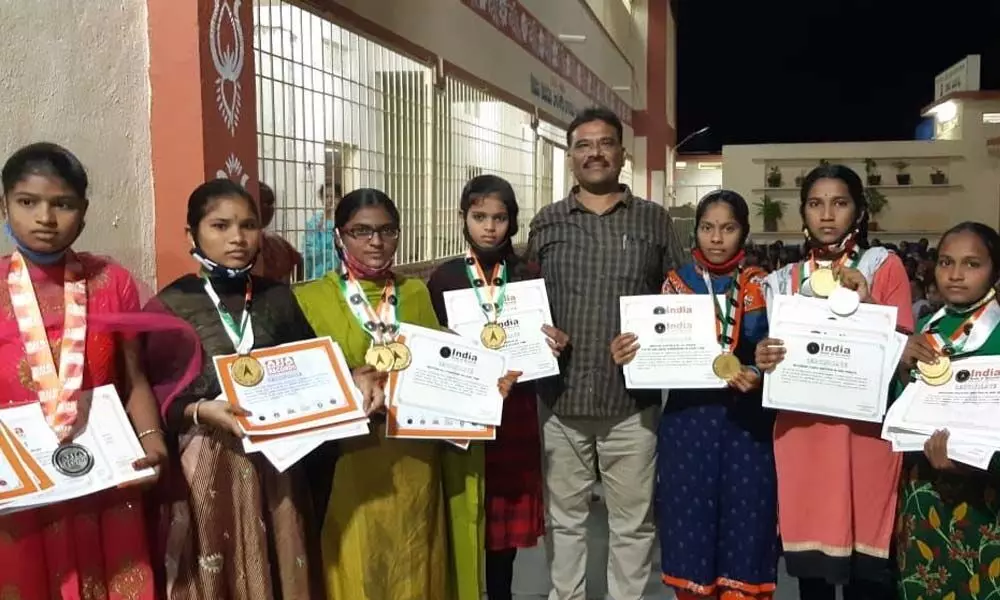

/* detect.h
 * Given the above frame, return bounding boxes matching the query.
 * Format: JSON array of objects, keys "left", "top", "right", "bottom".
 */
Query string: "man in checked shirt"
[{"left": 527, "top": 107, "right": 685, "bottom": 600}]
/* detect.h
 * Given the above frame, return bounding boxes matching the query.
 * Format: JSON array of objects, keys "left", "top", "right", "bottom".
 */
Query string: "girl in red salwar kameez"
[{"left": 0, "top": 143, "right": 174, "bottom": 600}]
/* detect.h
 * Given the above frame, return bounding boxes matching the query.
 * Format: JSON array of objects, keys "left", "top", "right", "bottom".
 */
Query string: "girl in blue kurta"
[{"left": 611, "top": 190, "right": 778, "bottom": 600}]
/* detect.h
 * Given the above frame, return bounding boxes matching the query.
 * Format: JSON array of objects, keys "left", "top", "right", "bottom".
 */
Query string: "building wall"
[
  {"left": 322, "top": 0, "right": 635, "bottom": 144},
  {"left": 673, "top": 155, "right": 723, "bottom": 207},
  {"left": 0, "top": 0, "right": 155, "bottom": 284},
  {"left": 723, "top": 138, "right": 993, "bottom": 237}
]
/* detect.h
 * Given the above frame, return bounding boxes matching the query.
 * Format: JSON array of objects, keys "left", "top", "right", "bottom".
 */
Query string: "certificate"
[
  {"left": 214, "top": 337, "right": 366, "bottom": 435},
  {"left": 763, "top": 295, "right": 902, "bottom": 422},
  {"left": 386, "top": 364, "right": 496, "bottom": 442},
  {"left": 390, "top": 324, "right": 508, "bottom": 426},
  {"left": 443, "top": 279, "right": 559, "bottom": 382},
  {"left": 620, "top": 294, "right": 726, "bottom": 389},
  {"left": 0, "top": 385, "right": 155, "bottom": 514}
]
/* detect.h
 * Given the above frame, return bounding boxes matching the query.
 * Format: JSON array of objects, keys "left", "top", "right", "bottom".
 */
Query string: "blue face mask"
[
  {"left": 5, "top": 221, "right": 68, "bottom": 265},
  {"left": 190, "top": 245, "right": 256, "bottom": 280}
]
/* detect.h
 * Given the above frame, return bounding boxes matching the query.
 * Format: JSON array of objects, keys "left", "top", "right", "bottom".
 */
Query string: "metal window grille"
[{"left": 255, "top": 1, "right": 566, "bottom": 278}]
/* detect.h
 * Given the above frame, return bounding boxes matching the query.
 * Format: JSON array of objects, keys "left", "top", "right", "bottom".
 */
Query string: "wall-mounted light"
[
  {"left": 926, "top": 100, "right": 958, "bottom": 123},
  {"left": 675, "top": 161, "right": 688, "bottom": 169},
  {"left": 558, "top": 34, "right": 587, "bottom": 44}
]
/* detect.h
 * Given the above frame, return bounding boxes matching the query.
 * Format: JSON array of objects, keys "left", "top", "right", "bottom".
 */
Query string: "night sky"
[{"left": 675, "top": 0, "right": 1000, "bottom": 152}]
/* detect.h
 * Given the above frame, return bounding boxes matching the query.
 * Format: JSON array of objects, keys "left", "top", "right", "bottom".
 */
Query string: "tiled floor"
[{"left": 510, "top": 487, "right": 800, "bottom": 600}]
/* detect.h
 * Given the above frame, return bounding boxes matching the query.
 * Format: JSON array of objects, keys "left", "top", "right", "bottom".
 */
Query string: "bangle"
[
  {"left": 136, "top": 428, "right": 163, "bottom": 441},
  {"left": 193, "top": 400, "right": 205, "bottom": 426}
]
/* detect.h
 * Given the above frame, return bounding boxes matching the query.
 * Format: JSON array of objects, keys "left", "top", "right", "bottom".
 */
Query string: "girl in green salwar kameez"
[
  {"left": 294, "top": 188, "right": 517, "bottom": 600},
  {"left": 896, "top": 222, "right": 1000, "bottom": 600}
]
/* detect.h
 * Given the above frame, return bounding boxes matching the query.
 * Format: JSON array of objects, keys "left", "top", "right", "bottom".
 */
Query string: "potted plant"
[
  {"left": 864, "top": 158, "right": 881, "bottom": 186},
  {"left": 755, "top": 195, "right": 785, "bottom": 232},
  {"left": 794, "top": 169, "right": 806, "bottom": 187},
  {"left": 864, "top": 188, "right": 889, "bottom": 231},
  {"left": 766, "top": 166, "right": 782, "bottom": 188},
  {"left": 930, "top": 168, "right": 948, "bottom": 185},
  {"left": 892, "top": 161, "right": 911, "bottom": 185}
]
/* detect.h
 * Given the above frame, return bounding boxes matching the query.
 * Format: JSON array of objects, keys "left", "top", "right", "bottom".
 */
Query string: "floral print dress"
[{"left": 897, "top": 311, "right": 1000, "bottom": 600}]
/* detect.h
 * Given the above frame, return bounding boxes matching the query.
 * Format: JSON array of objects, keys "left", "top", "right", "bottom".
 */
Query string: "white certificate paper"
[
  {"left": 443, "top": 279, "right": 559, "bottom": 382},
  {"left": 391, "top": 323, "right": 508, "bottom": 426},
  {"left": 0, "top": 385, "right": 154, "bottom": 514},
  {"left": 620, "top": 294, "right": 726, "bottom": 390},
  {"left": 763, "top": 295, "right": 901, "bottom": 422}
]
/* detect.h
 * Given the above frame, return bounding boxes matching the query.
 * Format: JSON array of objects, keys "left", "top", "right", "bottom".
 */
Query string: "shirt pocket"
[{"left": 613, "top": 235, "right": 659, "bottom": 287}]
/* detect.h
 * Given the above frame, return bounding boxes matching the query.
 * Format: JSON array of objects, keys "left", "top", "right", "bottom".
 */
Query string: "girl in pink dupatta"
[
  {"left": 0, "top": 143, "right": 196, "bottom": 599},
  {"left": 754, "top": 164, "right": 912, "bottom": 600}
]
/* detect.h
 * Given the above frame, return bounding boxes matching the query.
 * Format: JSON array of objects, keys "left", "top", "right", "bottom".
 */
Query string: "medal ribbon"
[
  {"left": 202, "top": 275, "right": 255, "bottom": 354},
  {"left": 921, "top": 289, "right": 1000, "bottom": 357},
  {"left": 9, "top": 250, "right": 87, "bottom": 438},
  {"left": 338, "top": 264, "right": 399, "bottom": 345},
  {"left": 463, "top": 250, "right": 507, "bottom": 324},
  {"left": 792, "top": 250, "right": 863, "bottom": 295},
  {"left": 700, "top": 268, "right": 743, "bottom": 353}
]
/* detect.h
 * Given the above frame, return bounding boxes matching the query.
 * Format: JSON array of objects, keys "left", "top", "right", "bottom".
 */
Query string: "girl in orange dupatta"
[
  {"left": 0, "top": 143, "right": 170, "bottom": 599},
  {"left": 755, "top": 164, "right": 913, "bottom": 600}
]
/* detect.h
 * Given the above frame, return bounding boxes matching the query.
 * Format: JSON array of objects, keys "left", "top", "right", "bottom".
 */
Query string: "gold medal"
[
  {"left": 921, "top": 367, "right": 953, "bottom": 386},
  {"left": 809, "top": 267, "right": 837, "bottom": 298},
  {"left": 365, "top": 344, "right": 396, "bottom": 373},
  {"left": 231, "top": 355, "right": 264, "bottom": 387},
  {"left": 387, "top": 341, "right": 412, "bottom": 371},
  {"left": 480, "top": 322, "right": 507, "bottom": 350},
  {"left": 711, "top": 353, "right": 742, "bottom": 380},
  {"left": 917, "top": 357, "right": 951, "bottom": 380}
]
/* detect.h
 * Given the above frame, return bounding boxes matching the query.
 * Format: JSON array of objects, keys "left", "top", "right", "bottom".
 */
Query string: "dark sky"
[{"left": 675, "top": 0, "right": 1000, "bottom": 152}]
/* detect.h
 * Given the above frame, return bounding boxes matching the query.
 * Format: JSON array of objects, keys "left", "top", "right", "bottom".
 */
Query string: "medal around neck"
[
  {"left": 52, "top": 443, "right": 95, "bottom": 477},
  {"left": 809, "top": 267, "right": 837, "bottom": 298},
  {"left": 387, "top": 341, "right": 412, "bottom": 371},
  {"left": 231, "top": 355, "right": 264, "bottom": 387},
  {"left": 828, "top": 286, "right": 861, "bottom": 317},
  {"left": 712, "top": 353, "right": 742, "bottom": 380},
  {"left": 480, "top": 322, "right": 508, "bottom": 350},
  {"left": 365, "top": 344, "right": 396, "bottom": 373},
  {"left": 917, "top": 357, "right": 952, "bottom": 385}
]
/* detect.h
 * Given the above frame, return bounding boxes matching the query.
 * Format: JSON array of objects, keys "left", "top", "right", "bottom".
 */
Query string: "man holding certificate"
[
  {"left": 527, "top": 107, "right": 685, "bottom": 600},
  {"left": 428, "top": 174, "right": 568, "bottom": 600},
  {"left": 611, "top": 191, "right": 779, "bottom": 600},
  {"left": 754, "top": 165, "right": 913, "bottom": 600}
]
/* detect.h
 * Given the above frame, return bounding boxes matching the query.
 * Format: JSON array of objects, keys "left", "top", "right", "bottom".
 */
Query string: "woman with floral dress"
[{"left": 897, "top": 221, "right": 1000, "bottom": 600}]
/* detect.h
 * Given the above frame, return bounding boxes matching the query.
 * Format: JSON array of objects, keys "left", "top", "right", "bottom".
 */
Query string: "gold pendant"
[
  {"left": 231, "top": 355, "right": 264, "bottom": 387},
  {"left": 480, "top": 322, "right": 507, "bottom": 350},
  {"left": 711, "top": 353, "right": 742, "bottom": 380},
  {"left": 365, "top": 344, "right": 396, "bottom": 373}
]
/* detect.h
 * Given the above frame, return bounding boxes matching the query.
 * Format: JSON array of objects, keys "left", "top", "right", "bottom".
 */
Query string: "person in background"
[
  {"left": 527, "top": 106, "right": 685, "bottom": 600},
  {"left": 254, "top": 181, "right": 303, "bottom": 283},
  {"left": 303, "top": 183, "right": 340, "bottom": 280},
  {"left": 754, "top": 164, "right": 913, "bottom": 600},
  {"left": 911, "top": 278, "right": 933, "bottom": 322},
  {"left": 611, "top": 190, "right": 778, "bottom": 600},
  {"left": 427, "top": 175, "right": 567, "bottom": 600},
  {"left": 151, "top": 179, "right": 324, "bottom": 598},
  {"left": 896, "top": 222, "right": 1000, "bottom": 600},
  {"left": 0, "top": 143, "right": 168, "bottom": 598}
]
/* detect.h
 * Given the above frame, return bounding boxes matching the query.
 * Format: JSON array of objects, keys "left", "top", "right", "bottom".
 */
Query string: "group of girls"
[
  {"left": 612, "top": 163, "right": 1000, "bottom": 600},
  {"left": 0, "top": 142, "right": 553, "bottom": 600},
  {"left": 2, "top": 139, "right": 998, "bottom": 600}
]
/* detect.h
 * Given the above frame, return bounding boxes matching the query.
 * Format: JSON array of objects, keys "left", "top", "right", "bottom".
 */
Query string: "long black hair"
[
  {"left": 694, "top": 189, "right": 751, "bottom": 247},
  {"left": 2, "top": 142, "right": 89, "bottom": 199},
  {"left": 799, "top": 164, "right": 869, "bottom": 249},
  {"left": 939, "top": 221, "right": 1000, "bottom": 284}
]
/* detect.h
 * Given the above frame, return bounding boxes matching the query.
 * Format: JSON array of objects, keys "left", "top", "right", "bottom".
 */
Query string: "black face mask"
[
  {"left": 190, "top": 246, "right": 256, "bottom": 280},
  {"left": 462, "top": 225, "right": 513, "bottom": 267}
]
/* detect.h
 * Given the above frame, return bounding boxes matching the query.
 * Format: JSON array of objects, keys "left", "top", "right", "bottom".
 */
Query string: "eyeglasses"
[{"left": 343, "top": 225, "right": 400, "bottom": 241}]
